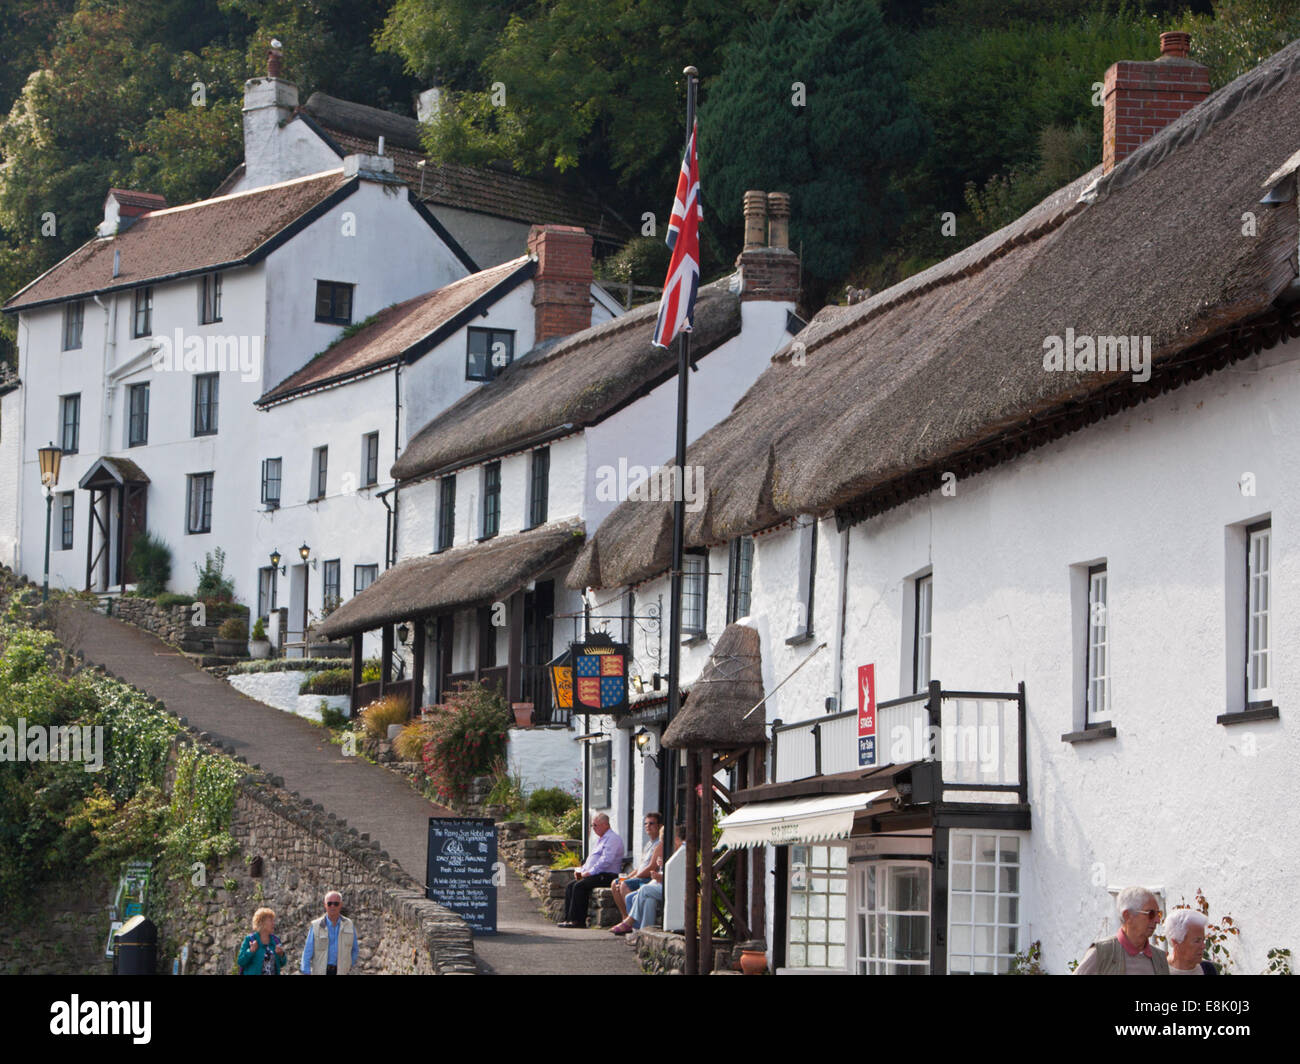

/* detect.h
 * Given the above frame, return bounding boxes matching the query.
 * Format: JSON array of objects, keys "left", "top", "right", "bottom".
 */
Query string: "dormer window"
[
  {"left": 315, "top": 280, "right": 353, "bottom": 325},
  {"left": 466, "top": 327, "right": 514, "bottom": 381}
]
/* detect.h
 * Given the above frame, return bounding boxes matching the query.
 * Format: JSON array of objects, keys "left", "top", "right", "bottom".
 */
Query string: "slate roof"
[
  {"left": 257, "top": 256, "right": 536, "bottom": 407},
  {"left": 302, "top": 93, "right": 632, "bottom": 251},
  {"left": 4, "top": 171, "right": 353, "bottom": 312}
]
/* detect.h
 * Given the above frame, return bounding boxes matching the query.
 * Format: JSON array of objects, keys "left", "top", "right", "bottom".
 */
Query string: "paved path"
[{"left": 56, "top": 605, "right": 640, "bottom": 976}]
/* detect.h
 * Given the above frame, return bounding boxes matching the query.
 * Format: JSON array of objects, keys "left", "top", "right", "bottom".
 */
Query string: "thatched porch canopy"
[
  {"left": 662, "top": 624, "right": 767, "bottom": 750},
  {"left": 316, "top": 519, "right": 585, "bottom": 639}
]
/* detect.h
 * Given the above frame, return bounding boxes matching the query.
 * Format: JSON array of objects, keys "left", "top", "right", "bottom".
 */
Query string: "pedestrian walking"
[
  {"left": 238, "top": 907, "right": 286, "bottom": 975},
  {"left": 300, "top": 891, "right": 359, "bottom": 975}
]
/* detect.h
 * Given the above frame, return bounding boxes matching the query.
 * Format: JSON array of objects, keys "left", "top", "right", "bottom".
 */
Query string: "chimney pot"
[
  {"left": 767, "top": 192, "right": 791, "bottom": 250},
  {"left": 742, "top": 190, "right": 767, "bottom": 251},
  {"left": 267, "top": 43, "right": 283, "bottom": 79},
  {"left": 1160, "top": 31, "right": 1191, "bottom": 59}
]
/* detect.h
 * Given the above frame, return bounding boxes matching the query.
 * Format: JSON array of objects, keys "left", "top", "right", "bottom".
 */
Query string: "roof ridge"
[{"left": 142, "top": 168, "right": 346, "bottom": 218}]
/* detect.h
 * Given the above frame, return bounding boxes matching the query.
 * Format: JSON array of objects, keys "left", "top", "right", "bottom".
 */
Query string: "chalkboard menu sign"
[{"left": 426, "top": 817, "right": 498, "bottom": 934}]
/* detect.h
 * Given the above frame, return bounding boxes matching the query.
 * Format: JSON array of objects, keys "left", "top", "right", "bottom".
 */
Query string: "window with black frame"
[
  {"left": 913, "top": 573, "right": 932, "bottom": 694},
  {"left": 59, "top": 394, "right": 80, "bottom": 454},
  {"left": 133, "top": 287, "right": 153, "bottom": 337},
  {"left": 200, "top": 272, "right": 223, "bottom": 324},
  {"left": 363, "top": 432, "right": 379, "bottom": 487},
  {"left": 354, "top": 564, "right": 378, "bottom": 595},
  {"left": 186, "top": 473, "right": 213, "bottom": 534},
  {"left": 127, "top": 383, "right": 149, "bottom": 447},
  {"left": 311, "top": 446, "right": 328, "bottom": 500},
  {"left": 437, "top": 476, "right": 456, "bottom": 551},
  {"left": 481, "top": 461, "right": 500, "bottom": 538},
  {"left": 63, "top": 301, "right": 84, "bottom": 350},
  {"left": 315, "top": 280, "right": 353, "bottom": 325},
  {"left": 322, "top": 560, "right": 341, "bottom": 613},
  {"left": 683, "top": 552, "right": 707, "bottom": 636},
  {"left": 466, "top": 327, "right": 515, "bottom": 381},
  {"left": 193, "top": 374, "right": 218, "bottom": 436},
  {"left": 727, "top": 537, "right": 754, "bottom": 622},
  {"left": 59, "top": 493, "right": 74, "bottom": 550},
  {"left": 528, "top": 447, "right": 549, "bottom": 527},
  {"left": 261, "top": 458, "right": 281, "bottom": 509}
]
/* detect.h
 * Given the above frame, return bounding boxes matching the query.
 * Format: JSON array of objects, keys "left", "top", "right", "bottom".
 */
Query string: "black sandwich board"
[{"left": 426, "top": 816, "right": 498, "bottom": 934}]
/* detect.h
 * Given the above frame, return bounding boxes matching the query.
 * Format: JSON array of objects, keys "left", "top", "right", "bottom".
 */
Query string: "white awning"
[{"left": 717, "top": 791, "right": 888, "bottom": 849}]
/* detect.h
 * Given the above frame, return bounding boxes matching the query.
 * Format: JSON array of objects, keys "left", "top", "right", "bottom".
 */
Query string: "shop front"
[{"left": 722, "top": 683, "right": 1031, "bottom": 975}]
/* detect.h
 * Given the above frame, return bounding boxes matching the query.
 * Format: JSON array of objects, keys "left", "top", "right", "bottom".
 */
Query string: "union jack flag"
[{"left": 652, "top": 121, "right": 702, "bottom": 349}]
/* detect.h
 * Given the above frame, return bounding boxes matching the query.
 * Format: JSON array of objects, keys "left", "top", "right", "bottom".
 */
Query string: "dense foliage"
[
  {"left": 0, "top": 0, "right": 1287, "bottom": 363},
  {"left": 419, "top": 682, "right": 512, "bottom": 806}
]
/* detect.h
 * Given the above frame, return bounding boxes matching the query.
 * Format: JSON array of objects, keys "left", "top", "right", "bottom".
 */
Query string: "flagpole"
[{"left": 662, "top": 63, "right": 697, "bottom": 975}]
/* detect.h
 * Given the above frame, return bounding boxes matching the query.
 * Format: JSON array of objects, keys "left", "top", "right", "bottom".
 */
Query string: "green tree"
[
  {"left": 1184, "top": 0, "right": 1300, "bottom": 87},
  {"left": 702, "top": 1, "right": 926, "bottom": 299}
]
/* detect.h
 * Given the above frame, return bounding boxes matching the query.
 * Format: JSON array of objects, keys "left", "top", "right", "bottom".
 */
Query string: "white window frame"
[
  {"left": 854, "top": 860, "right": 930, "bottom": 975},
  {"left": 311, "top": 446, "right": 328, "bottom": 501},
  {"left": 947, "top": 831, "right": 1023, "bottom": 974},
  {"left": 1246, "top": 521, "right": 1272, "bottom": 705},
  {"left": 786, "top": 843, "right": 849, "bottom": 971},
  {"left": 682, "top": 552, "right": 707, "bottom": 636},
  {"left": 913, "top": 573, "right": 932, "bottom": 694},
  {"left": 1085, "top": 564, "right": 1110, "bottom": 724}
]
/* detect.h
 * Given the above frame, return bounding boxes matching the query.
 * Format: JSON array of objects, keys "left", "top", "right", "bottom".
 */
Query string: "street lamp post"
[
  {"left": 298, "top": 543, "right": 311, "bottom": 649},
  {"left": 269, "top": 549, "right": 282, "bottom": 613},
  {"left": 38, "top": 443, "right": 63, "bottom": 603}
]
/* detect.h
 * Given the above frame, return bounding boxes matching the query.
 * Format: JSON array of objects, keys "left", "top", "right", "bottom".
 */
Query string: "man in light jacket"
[
  {"left": 1075, "top": 886, "right": 1169, "bottom": 975},
  {"left": 301, "top": 891, "right": 359, "bottom": 975}
]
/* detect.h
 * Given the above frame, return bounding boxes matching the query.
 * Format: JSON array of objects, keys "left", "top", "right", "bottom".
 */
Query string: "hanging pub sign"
[
  {"left": 858, "top": 663, "right": 876, "bottom": 767},
  {"left": 569, "top": 636, "right": 630, "bottom": 713}
]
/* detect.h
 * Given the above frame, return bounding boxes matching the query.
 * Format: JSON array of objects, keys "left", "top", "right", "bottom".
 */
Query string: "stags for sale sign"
[{"left": 857, "top": 664, "right": 876, "bottom": 767}]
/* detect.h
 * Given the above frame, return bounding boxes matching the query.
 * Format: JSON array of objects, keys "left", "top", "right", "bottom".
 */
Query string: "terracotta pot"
[
  {"left": 739, "top": 949, "right": 768, "bottom": 976},
  {"left": 512, "top": 702, "right": 534, "bottom": 728}
]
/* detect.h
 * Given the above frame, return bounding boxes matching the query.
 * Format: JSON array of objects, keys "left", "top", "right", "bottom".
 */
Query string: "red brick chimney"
[
  {"left": 1103, "top": 31, "right": 1210, "bottom": 174},
  {"left": 527, "top": 225, "right": 594, "bottom": 342},
  {"left": 735, "top": 190, "right": 800, "bottom": 303}
]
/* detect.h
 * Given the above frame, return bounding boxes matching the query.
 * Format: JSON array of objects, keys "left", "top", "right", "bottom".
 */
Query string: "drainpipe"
[
  {"left": 831, "top": 524, "right": 851, "bottom": 714},
  {"left": 390, "top": 362, "right": 401, "bottom": 567},
  {"left": 92, "top": 291, "right": 116, "bottom": 454}
]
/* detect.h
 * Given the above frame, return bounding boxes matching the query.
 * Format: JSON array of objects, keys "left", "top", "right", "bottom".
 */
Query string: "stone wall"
[
  {"left": 110, "top": 597, "right": 247, "bottom": 654},
  {"left": 0, "top": 882, "right": 116, "bottom": 976},
  {"left": 162, "top": 770, "right": 475, "bottom": 975}
]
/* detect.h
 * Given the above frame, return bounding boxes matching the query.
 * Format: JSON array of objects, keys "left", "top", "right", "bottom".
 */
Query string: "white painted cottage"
[
  {"left": 316, "top": 207, "right": 802, "bottom": 807},
  {"left": 576, "top": 34, "right": 1300, "bottom": 973}
]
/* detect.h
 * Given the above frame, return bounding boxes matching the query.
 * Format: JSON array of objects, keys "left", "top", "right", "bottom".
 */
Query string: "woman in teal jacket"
[{"left": 238, "top": 908, "right": 287, "bottom": 975}]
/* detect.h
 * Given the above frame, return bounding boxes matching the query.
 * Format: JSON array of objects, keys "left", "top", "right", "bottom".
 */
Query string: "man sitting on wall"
[
  {"left": 558, "top": 813, "right": 625, "bottom": 928},
  {"left": 1074, "top": 886, "right": 1169, "bottom": 975}
]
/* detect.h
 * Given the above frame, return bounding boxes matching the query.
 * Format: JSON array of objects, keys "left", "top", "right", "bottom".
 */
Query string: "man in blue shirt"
[{"left": 301, "top": 891, "right": 360, "bottom": 974}]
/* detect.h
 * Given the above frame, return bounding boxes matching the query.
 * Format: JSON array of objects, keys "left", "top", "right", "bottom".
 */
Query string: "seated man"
[
  {"left": 613, "top": 812, "right": 663, "bottom": 921},
  {"left": 559, "top": 813, "right": 624, "bottom": 928}
]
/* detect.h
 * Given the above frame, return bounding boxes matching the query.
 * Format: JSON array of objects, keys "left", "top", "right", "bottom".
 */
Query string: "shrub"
[
  {"left": 299, "top": 668, "right": 351, "bottom": 696},
  {"left": 528, "top": 787, "right": 578, "bottom": 819},
  {"left": 358, "top": 693, "right": 410, "bottom": 739},
  {"left": 127, "top": 532, "right": 172, "bottom": 597},
  {"left": 550, "top": 845, "right": 581, "bottom": 870},
  {"left": 320, "top": 704, "right": 349, "bottom": 730},
  {"left": 217, "top": 617, "right": 247, "bottom": 641},
  {"left": 394, "top": 719, "right": 434, "bottom": 761},
  {"left": 485, "top": 760, "right": 526, "bottom": 814},
  {"left": 420, "top": 681, "right": 512, "bottom": 807},
  {"left": 194, "top": 548, "right": 235, "bottom": 602},
  {"left": 361, "top": 663, "right": 381, "bottom": 684},
  {"left": 556, "top": 805, "right": 582, "bottom": 840},
  {"left": 156, "top": 592, "right": 195, "bottom": 610},
  {"left": 250, "top": 617, "right": 267, "bottom": 641}
]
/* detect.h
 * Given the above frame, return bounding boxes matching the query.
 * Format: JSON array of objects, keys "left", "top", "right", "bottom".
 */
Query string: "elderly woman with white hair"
[
  {"left": 1165, "top": 908, "right": 1218, "bottom": 975},
  {"left": 1075, "top": 885, "right": 1169, "bottom": 975}
]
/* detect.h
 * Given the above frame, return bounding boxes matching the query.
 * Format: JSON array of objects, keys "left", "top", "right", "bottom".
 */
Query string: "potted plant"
[
  {"left": 213, "top": 616, "right": 249, "bottom": 657},
  {"left": 248, "top": 616, "right": 272, "bottom": 659}
]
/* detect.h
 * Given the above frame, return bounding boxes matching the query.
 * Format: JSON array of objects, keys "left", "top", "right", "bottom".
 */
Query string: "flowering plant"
[{"left": 420, "top": 681, "right": 512, "bottom": 806}]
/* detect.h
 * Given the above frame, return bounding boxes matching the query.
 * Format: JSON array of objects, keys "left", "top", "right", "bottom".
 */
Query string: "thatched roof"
[
  {"left": 575, "top": 38, "right": 1300, "bottom": 590},
  {"left": 316, "top": 520, "right": 585, "bottom": 638},
  {"left": 391, "top": 280, "right": 742, "bottom": 483},
  {"left": 662, "top": 624, "right": 767, "bottom": 749}
]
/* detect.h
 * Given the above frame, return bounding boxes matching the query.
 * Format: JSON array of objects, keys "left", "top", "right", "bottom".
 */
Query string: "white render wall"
[
  {"left": 583, "top": 338, "right": 1300, "bottom": 973},
  {"left": 508, "top": 726, "right": 580, "bottom": 796}
]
